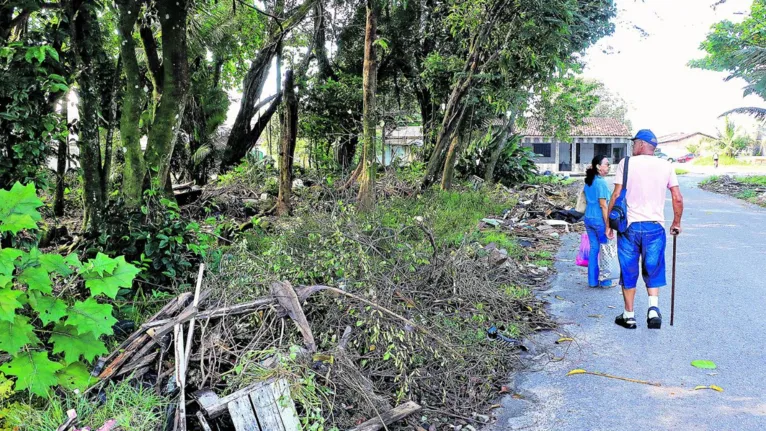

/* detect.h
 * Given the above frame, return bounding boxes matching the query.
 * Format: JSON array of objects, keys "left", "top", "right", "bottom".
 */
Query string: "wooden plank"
[
  {"left": 195, "top": 411, "right": 213, "bottom": 431},
  {"left": 348, "top": 401, "right": 422, "bottom": 431},
  {"left": 193, "top": 389, "right": 220, "bottom": 412},
  {"left": 198, "top": 381, "right": 268, "bottom": 418},
  {"left": 228, "top": 396, "right": 261, "bottom": 431},
  {"left": 270, "top": 379, "right": 301, "bottom": 431},
  {"left": 250, "top": 384, "right": 285, "bottom": 431}
]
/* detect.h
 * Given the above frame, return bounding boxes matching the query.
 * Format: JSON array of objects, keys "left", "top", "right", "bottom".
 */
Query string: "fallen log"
[{"left": 348, "top": 401, "right": 422, "bottom": 431}]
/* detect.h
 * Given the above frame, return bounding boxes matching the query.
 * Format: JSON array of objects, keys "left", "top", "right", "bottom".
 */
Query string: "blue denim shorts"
[{"left": 617, "top": 221, "right": 667, "bottom": 289}]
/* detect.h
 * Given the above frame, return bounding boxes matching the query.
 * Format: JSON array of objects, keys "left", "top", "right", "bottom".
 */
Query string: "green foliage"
[
  {"left": 458, "top": 137, "right": 539, "bottom": 186},
  {"left": 737, "top": 175, "right": 766, "bottom": 186},
  {"left": 737, "top": 189, "right": 758, "bottom": 199},
  {"left": 675, "top": 168, "right": 690, "bottom": 176},
  {"left": 526, "top": 175, "right": 576, "bottom": 186},
  {"left": 0, "top": 40, "right": 68, "bottom": 188},
  {"left": 693, "top": 155, "right": 750, "bottom": 166},
  {"left": 0, "top": 182, "right": 140, "bottom": 398},
  {"left": 4, "top": 381, "right": 168, "bottom": 431}
]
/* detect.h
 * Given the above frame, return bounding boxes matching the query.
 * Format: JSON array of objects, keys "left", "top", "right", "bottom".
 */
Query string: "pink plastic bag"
[{"left": 576, "top": 232, "right": 590, "bottom": 267}]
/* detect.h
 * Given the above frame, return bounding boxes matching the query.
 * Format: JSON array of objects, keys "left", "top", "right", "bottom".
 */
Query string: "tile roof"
[
  {"left": 517, "top": 117, "right": 631, "bottom": 137},
  {"left": 657, "top": 132, "right": 715, "bottom": 143}
]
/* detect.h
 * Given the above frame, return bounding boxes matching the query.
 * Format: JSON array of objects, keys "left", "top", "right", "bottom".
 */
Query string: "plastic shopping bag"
[
  {"left": 598, "top": 238, "right": 620, "bottom": 281},
  {"left": 575, "top": 189, "right": 587, "bottom": 213},
  {"left": 576, "top": 233, "right": 589, "bottom": 267}
]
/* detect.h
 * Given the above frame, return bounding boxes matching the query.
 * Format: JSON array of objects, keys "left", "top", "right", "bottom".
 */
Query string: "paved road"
[{"left": 489, "top": 175, "right": 766, "bottom": 430}]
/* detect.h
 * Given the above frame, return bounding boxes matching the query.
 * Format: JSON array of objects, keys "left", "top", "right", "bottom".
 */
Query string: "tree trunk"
[
  {"left": 53, "top": 123, "right": 67, "bottom": 217},
  {"left": 68, "top": 0, "right": 107, "bottom": 234},
  {"left": 116, "top": 0, "right": 146, "bottom": 207},
  {"left": 440, "top": 113, "right": 469, "bottom": 190},
  {"left": 484, "top": 122, "right": 515, "bottom": 183},
  {"left": 221, "top": 0, "right": 316, "bottom": 172},
  {"left": 143, "top": 0, "right": 190, "bottom": 192},
  {"left": 357, "top": 0, "right": 378, "bottom": 212},
  {"left": 276, "top": 71, "right": 297, "bottom": 216}
]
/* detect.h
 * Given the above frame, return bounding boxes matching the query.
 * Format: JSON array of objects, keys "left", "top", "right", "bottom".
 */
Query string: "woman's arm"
[{"left": 599, "top": 198, "right": 609, "bottom": 227}]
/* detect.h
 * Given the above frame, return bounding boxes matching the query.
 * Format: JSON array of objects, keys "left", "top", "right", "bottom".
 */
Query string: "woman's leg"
[{"left": 585, "top": 222, "right": 601, "bottom": 287}]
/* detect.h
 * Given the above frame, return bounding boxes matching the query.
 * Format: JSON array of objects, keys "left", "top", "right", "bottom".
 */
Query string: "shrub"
[{"left": 0, "top": 182, "right": 140, "bottom": 400}]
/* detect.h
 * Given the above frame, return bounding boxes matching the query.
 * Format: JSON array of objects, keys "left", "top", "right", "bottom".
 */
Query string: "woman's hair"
[{"left": 584, "top": 155, "right": 608, "bottom": 186}]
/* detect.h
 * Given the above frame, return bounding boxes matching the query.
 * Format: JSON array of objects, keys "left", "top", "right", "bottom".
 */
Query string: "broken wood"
[
  {"left": 184, "top": 264, "right": 205, "bottom": 372},
  {"left": 55, "top": 409, "right": 77, "bottom": 431},
  {"left": 195, "top": 411, "right": 213, "bottom": 431},
  {"left": 174, "top": 323, "right": 187, "bottom": 431},
  {"left": 348, "top": 401, "right": 422, "bottom": 431},
  {"left": 271, "top": 281, "right": 316, "bottom": 352}
]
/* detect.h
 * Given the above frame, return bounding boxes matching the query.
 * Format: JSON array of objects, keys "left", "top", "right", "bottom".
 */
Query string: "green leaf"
[
  {"left": 0, "top": 315, "right": 40, "bottom": 355},
  {"left": 0, "top": 249, "right": 22, "bottom": 276},
  {"left": 64, "top": 254, "right": 83, "bottom": 270},
  {"left": 0, "top": 275, "right": 11, "bottom": 288},
  {"left": 691, "top": 360, "right": 717, "bottom": 370},
  {"left": 0, "top": 351, "right": 63, "bottom": 397},
  {"left": 83, "top": 256, "right": 140, "bottom": 298},
  {"left": 18, "top": 267, "right": 51, "bottom": 294},
  {"left": 38, "top": 253, "right": 73, "bottom": 276},
  {"left": 0, "top": 288, "right": 25, "bottom": 323},
  {"left": 28, "top": 292, "right": 68, "bottom": 326},
  {"left": 49, "top": 323, "right": 108, "bottom": 364},
  {"left": 48, "top": 73, "right": 66, "bottom": 83},
  {"left": 56, "top": 362, "right": 97, "bottom": 391},
  {"left": 33, "top": 47, "right": 45, "bottom": 63},
  {"left": 85, "top": 253, "right": 118, "bottom": 277},
  {"left": 0, "top": 182, "right": 44, "bottom": 234},
  {"left": 65, "top": 298, "right": 117, "bottom": 338},
  {"left": 42, "top": 45, "right": 59, "bottom": 62}
]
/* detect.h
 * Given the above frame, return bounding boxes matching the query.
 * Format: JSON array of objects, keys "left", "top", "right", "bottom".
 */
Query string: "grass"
[
  {"left": 675, "top": 168, "right": 689, "bottom": 175},
  {"left": 4, "top": 382, "right": 168, "bottom": 431},
  {"left": 737, "top": 175, "right": 766, "bottom": 186},
  {"left": 692, "top": 155, "right": 751, "bottom": 166},
  {"left": 526, "top": 175, "right": 576, "bottom": 186},
  {"left": 737, "top": 190, "right": 758, "bottom": 199}
]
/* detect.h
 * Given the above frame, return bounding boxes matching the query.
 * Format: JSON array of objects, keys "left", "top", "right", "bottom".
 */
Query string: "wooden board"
[
  {"left": 250, "top": 385, "right": 285, "bottom": 431},
  {"left": 270, "top": 379, "right": 301, "bottom": 431},
  {"left": 228, "top": 396, "right": 260, "bottom": 431},
  {"left": 348, "top": 401, "right": 422, "bottom": 431}
]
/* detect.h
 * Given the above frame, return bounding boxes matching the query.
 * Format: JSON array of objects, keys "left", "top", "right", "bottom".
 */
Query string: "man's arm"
[
  {"left": 670, "top": 185, "right": 683, "bottom": 235},
  {"left": 606, "top": 184, "right": 622, "bottom": 239}
]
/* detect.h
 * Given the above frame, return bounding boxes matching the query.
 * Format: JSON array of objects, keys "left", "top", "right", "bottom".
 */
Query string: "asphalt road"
[{"left": 489, "top": 175, "right": 766, "bottom": 431}]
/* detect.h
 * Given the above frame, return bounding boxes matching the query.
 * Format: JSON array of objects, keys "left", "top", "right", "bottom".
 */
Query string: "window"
[
  {"left": 594, "top": 143, "right": 612, "bottom": 158},
  {"left": 533, "top": 143, "right": 552, "bottom": 157}
]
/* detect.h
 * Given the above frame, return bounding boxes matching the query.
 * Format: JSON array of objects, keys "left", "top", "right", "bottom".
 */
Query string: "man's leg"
[
  {"left": 616, "top": 225, "right": 640, "bottom": 329},
  {"left": 641, "top": 223, "right": 667, "bottom": 329}
]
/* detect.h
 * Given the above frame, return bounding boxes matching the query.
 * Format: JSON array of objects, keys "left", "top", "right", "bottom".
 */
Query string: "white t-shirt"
[{"left": 614, "top": 155, "right": 679, "bottom": 226}]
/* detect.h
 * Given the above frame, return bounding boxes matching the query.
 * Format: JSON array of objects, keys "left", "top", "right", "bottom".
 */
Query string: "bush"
[
  {"left": 457, "top": 138, "right": 539, "bottom": 186},
  {"left": 737, "top": 175, "right": 766, "bottom": 186}
]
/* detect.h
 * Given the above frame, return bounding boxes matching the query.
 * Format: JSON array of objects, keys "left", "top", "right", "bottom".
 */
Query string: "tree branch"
[{"left": 139, "top": 20, "right": 164, "bottom": 94}]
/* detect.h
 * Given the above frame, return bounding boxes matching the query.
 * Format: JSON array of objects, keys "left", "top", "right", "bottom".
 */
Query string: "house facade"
[
  {"left": 656, "top": 132, "right": 714, "bottom": 158},
  {"left": 518, "top": 118, "right": 632, "bottom": 173},
  {"left": 378, "top": 125, "right": 423, "bottom": 166}
]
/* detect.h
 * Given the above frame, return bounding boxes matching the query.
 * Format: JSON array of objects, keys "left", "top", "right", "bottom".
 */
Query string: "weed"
[
  {"left": 737, "top": 189, "right": 758, "bottom": 200},
  {"left": 693, "top": 155, "right": 750, "bottom": 166},
  {"left": 4, "top": 382, "right": 168, "bottom": 431},
  {"left": 675, "top": 168, "right": 689, "bottom": 175},
  {"left": 736, "top": 175, "right": 766, "bottom": 186},
  {"left": 700, "top": 175, "right": 720, "bottom": 186}
]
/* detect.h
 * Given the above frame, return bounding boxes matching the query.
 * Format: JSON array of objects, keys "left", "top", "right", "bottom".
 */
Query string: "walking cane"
[{"left": 670, "top": 230, "right": 678, "bottom": 326}]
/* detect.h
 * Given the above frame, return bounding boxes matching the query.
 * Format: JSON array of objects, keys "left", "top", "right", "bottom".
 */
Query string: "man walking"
[{"left": 607, "top": 129, "right": 684, "bottom": 329}]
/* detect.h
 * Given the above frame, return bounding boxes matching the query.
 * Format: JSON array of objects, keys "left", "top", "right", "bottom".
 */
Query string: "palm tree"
[{"left": 705, "top": 117, "right": 751, "bottom": 158}]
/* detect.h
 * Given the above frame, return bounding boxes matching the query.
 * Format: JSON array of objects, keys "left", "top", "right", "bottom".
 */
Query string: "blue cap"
[{"left": 632, "top": 129, "right": 658, "bottom": 146}]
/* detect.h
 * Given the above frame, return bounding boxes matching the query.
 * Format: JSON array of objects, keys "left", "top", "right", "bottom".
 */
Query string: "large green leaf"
[
  {"left": 83, "top": 256, "right": 140, "bottom": 298},
  {"left": 0, "top": 315, "right": 40, "bottom": 355},
  {"left": 17, "top": 266, "right": 52, "bottom": 294},
  {"left": 49, "top": 323, "right": 108, "bottom": 364},
  {"left": 64, "top": 298, "right": 117, "bottom": 338},
  {"left": 38, "top": 253, "right": 74, "bottom": 276},
  {"left": 0, "top": 275, "right": 11, "bottom": 289},
  {"left": 56, "top": 362, "right": 97, "bottom": 391},
  {"left": 0, "top": 288, "right": 25, "bottom": 323},
  {"left": 85, "top": 253, "right": 118, "bottom": 277},
  {"left": 0, "top": 249, "right": 22, "bottom": 276},
  {"left": 0, "top": 182, "right": 44, "bottom": 234},
  {"left": 0, "top": 351, "right": 63, "bottom": 397},
  {"left": 28, "top": 292, "right": 68, "bottom": 326}
]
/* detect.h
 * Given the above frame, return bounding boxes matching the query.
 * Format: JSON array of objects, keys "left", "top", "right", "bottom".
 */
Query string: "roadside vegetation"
[{"left": 700, "top": 175, "right": 766, "bottom": 207}]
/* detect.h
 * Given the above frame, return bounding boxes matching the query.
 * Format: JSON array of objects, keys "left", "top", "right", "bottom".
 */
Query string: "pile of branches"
[{"left": 700, "top": 175, "right": 766, "bottom": 203}]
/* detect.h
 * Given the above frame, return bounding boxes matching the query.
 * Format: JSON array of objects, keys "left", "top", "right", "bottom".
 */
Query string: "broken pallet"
[{"left": 195, "top": 379, "right": 301, "bottom": 431}]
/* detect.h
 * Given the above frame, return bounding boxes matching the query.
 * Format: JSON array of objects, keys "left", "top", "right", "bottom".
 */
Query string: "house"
[
  {"left": 378, "top": 125, "right": 423, "bottom": 166},
  {"left": 656, "top": 132, "right": 715, "bottom": 158},
  {"left": 517, "top": 117, "right": 632, "bottom": 173}
]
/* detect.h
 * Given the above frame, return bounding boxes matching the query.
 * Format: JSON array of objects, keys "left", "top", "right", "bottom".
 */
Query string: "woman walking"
[{"left": 583, "top": 155, "right": 612, "bottom": 288}]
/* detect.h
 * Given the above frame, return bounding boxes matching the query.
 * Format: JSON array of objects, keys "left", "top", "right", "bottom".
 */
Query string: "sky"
[{"left": 582, "top": 0, "right": 765, "bottom": 137}]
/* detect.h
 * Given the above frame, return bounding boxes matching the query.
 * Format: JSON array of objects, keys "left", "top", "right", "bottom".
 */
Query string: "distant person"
[
  {"left": 714, "top": 152, "right": 719, "bottom": 168},
  {"left": 583, "top": 155, "right": 612, "bottom": 288},
  {"left": 608, "top": 129, "right": 684, "bottom": 330}
]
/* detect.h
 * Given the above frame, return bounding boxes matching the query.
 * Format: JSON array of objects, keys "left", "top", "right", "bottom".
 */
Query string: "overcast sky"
[{"left": 582, "top": 0, "right": 765, "bottom": 137}]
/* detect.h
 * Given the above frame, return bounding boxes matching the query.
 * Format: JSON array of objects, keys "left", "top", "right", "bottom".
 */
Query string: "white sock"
[
  {"left": 623, "top": 309, "right": 635, "bottom": 319},
  {"left": 648, "top": 296, "right": 659, "bottom": 318}
]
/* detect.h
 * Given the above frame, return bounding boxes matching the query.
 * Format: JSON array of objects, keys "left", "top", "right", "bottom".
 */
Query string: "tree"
[
  {"left": 357, "top": 0, "right": 379, "bottom": 211},
  {"left": 705, "top": 117, "right": 751, "bottom": 157},
  {"left": 691, "top": 0, "right": 766, "bottom": 120},
  {"left": 421, "top": 0, "right": 616, "bottom": 189},
  {"left": 588, "top": 80, "right": 632, "bottom": 130},
  {"left": 276, "top": 70, "right": 297, "bottom": 216}
]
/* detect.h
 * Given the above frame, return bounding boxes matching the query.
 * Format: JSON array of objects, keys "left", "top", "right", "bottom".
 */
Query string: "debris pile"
[{"left": 700, "top": 175, "right": 766, "bottom": 206}]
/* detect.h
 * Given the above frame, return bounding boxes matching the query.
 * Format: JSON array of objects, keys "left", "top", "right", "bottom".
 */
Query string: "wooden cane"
[{"left": 670, "top": 233, "right": 677, "bottom": 326}]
